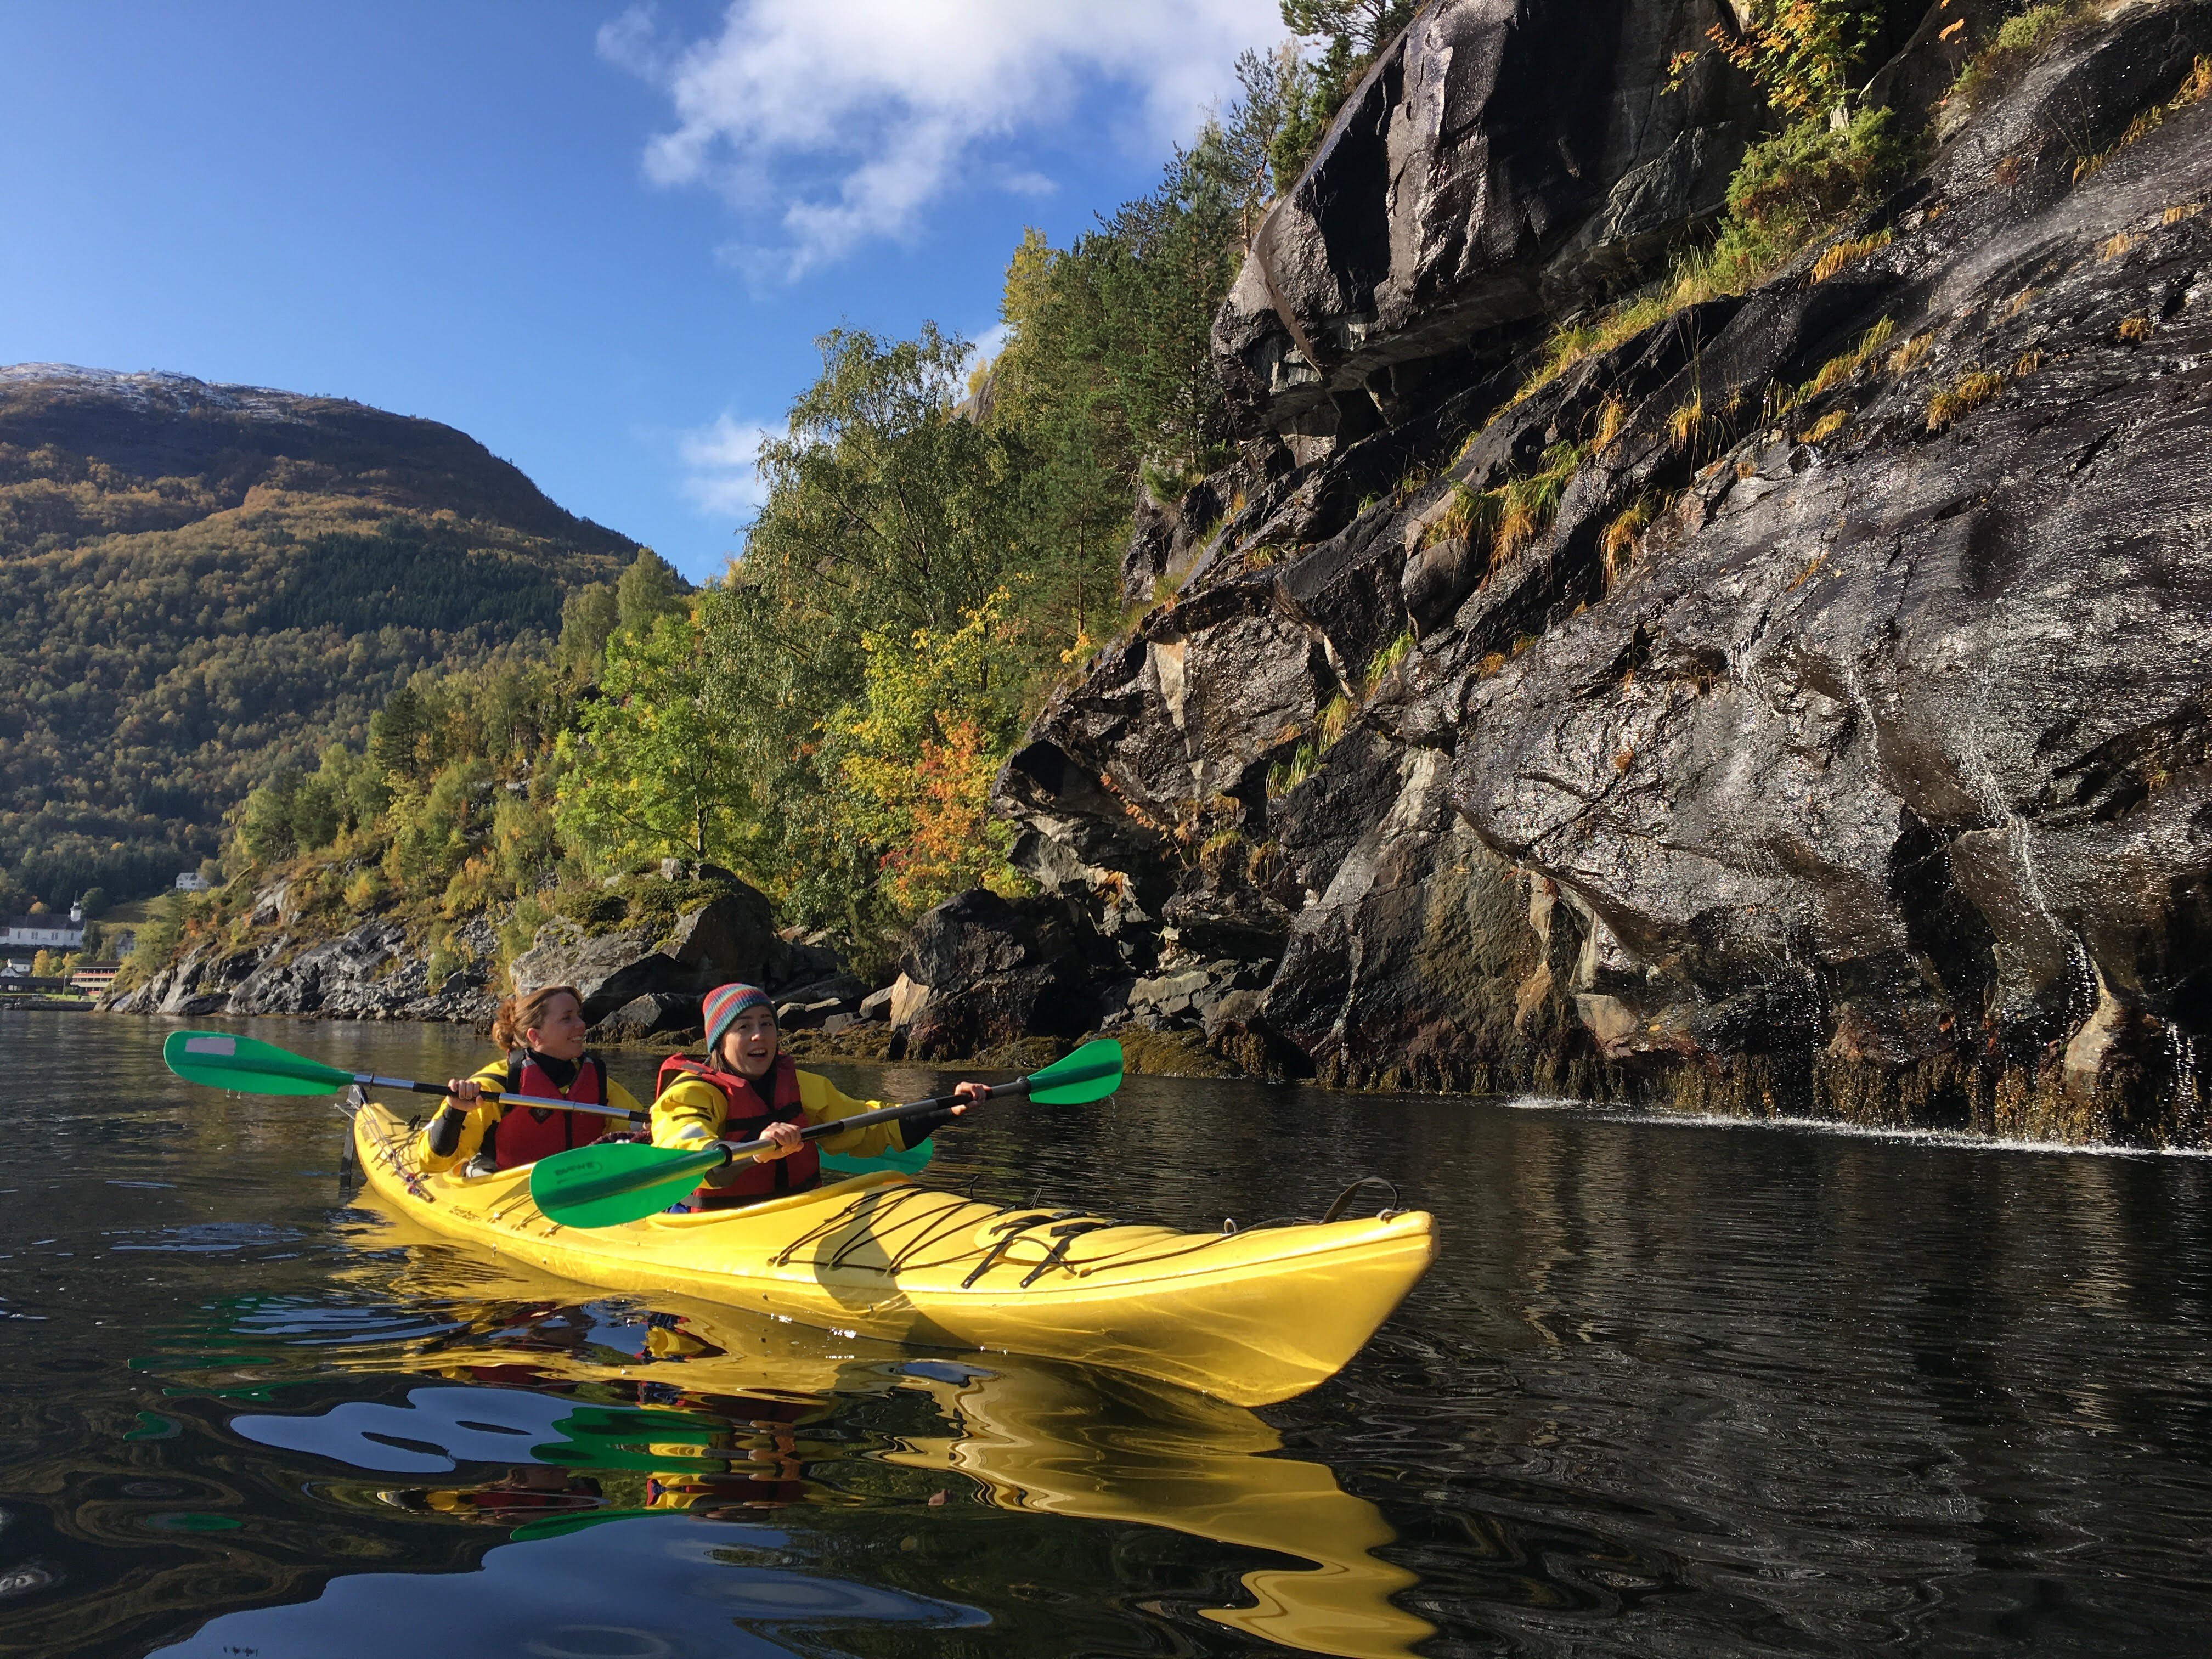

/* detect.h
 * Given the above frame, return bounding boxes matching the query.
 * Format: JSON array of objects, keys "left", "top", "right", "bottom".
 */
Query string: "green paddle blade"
[
  {"left": 1025, "top": 1038, "right": 1124, "bottom": 1105},
  {"left": 820, "top": 1138, "right": 934, "bottom": 1178},
  {"left": 530, "top": 1140, "right": 728, "bottom": 1229},
  {"left": 163, "top": 1030, "right": 353, "bottom": 1096}
]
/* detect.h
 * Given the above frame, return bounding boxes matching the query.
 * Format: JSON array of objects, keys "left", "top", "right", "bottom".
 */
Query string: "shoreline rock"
[{"left": 103, "top": 871, "right": 870, "bottom": 1040}]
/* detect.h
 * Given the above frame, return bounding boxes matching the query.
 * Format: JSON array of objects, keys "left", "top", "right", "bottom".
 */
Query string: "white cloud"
[
  {"left": 677, "top": 413, "right": 778, "bottom": 520},
  {"left": 962, "top": 320, "right": 1011, "bottom": 383},
  {"left": 599, "top": 0, "right": 1281, "bottom": 278}
]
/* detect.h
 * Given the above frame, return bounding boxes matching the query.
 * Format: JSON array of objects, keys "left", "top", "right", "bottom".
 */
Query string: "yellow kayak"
[{"left": 351, "top": 1100, "right": 1435, "bottom": 1406}]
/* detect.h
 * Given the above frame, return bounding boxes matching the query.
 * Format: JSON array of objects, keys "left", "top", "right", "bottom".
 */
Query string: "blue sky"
[{"left": 0, "top": 1, "right": 1280, "bottom": 581}]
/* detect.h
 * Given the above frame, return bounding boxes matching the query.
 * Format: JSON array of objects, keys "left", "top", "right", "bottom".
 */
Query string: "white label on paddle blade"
[{"left": 184, "top": 1036, "right": 237, "bottom": 1057}]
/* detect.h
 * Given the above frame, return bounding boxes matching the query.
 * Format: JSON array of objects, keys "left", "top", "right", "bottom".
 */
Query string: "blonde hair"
[{"left": 492, "top": 985, "right": 583, "bottom": 1052}]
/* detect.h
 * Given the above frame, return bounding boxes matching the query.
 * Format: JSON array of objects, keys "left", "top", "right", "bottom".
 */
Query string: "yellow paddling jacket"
[
  {"left": 650, "top": 1065, "right": 914, "bottom": 1162},
  {"left": 416, "top": 1057, "right": 646, "bottom": 1175}
]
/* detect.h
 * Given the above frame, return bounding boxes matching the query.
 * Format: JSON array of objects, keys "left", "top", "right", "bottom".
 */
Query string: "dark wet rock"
[
  {"left": 997, "top": 516, "right": 1421, "bottom": 913},
  {"left": 1120, "top": 475, "right": 1235, "bottom": 607},
  {"left": 106, "top": 909, "right": 501, "bottom": 1024},
  {"left": 510, "top": 882, "right": 834, "bottom": 1023},
  {"left": 891, "top": 888, "right": 1111, "bottom": 1060},
  {"left": 509, "top": 922, "right": 657, "bottom": 1017},
  {"left": 591, "top": 992, "right": 701, "bottom": 1044},
  {"left": 108, "top": 874, "right": 833, "bottom": 1032},
  {"left": 1215, "top": 0, "right": 1759, "bottom": 445},
  {"left": 1115, "top": 958, "right": 1273, "bottom": 1033},
  {"left": 769, "top": 930, "right": 846, "bottom": 991},
  {"left": 983, "top": 1, "right": 2212, "bottom": 1142},
  {"left": 661, "top": 886, "right": 777, "bottom": 985},
  {"left": 774, "top": 973, "right": 867, "bottom": 1029}
]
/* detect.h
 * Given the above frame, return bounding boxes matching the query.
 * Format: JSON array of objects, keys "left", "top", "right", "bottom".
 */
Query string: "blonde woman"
[{"left": 419, "top": 984, "right": 644, "bottom": 1173}]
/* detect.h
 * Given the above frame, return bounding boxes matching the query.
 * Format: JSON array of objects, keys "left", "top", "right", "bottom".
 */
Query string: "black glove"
[
  {"left": 425, "top": 1104, "right": 466, "bottom": 1158},
  {"left": 898, "top": 1106, "right": 958, "bottom": 1150}
]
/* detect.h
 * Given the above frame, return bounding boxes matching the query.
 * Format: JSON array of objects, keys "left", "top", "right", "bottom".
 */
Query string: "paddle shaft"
[
  {"left": 383, "top": 1075, "right": 643, "bottom": 1124},
  {"left": 528, "top": 1040, "right": 1119, "bottom": 1225},
  {"left": 707, "top": 1079, "right": 1020, "bottom": 1162}
]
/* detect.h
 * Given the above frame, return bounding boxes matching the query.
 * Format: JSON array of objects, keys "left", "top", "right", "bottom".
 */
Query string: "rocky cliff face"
[{"left": 939, "top": 0, "right": 2212, "bottom": 1145}]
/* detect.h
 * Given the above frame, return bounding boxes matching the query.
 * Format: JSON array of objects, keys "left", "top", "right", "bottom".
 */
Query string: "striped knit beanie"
[{"left": 702, "top": 981, "right": 774, "bottom": 1050}]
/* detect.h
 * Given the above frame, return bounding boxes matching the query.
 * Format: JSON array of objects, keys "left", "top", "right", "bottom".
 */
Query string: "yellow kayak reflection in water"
[{"left": 250, "top": 1224, "right": 1435, "bottom": 1659}]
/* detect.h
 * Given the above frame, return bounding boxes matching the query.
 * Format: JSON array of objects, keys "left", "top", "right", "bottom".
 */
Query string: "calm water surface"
[{"left": 2, "top": 1010, "right": 2209, "bottom": 1657}]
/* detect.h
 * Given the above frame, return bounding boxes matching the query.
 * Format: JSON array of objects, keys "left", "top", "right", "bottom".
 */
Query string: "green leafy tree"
[
  {"left": 385, "top": 758, "right": 493, "bottom": 891},
  {"left": 129, "top": 893, "right": 185, "bottom": 970},
  {"left": 556, "top": 580, "right": 619, "bottom": 678},
  {"left": 239, "top": 766, "right": 303, "bottom": 864},
  {"left": 749, "top": 325, "right": 1038, "bottom": 648},
  {"left": 1279, "top": 0, "right": 1413, "bottom": 49},
  {"left": 1186, "top": 46, "right": 1299, "bottom": 241},
  {"left": 370, "top": 685, "right": 430, "bottom": 783},
  {"left": 616, "top": 550, "right": 687, "bottom": 636},
  {"left": 834, "top": 588, "right": 1029, "bottom": 916},
  {"left": 555, "top": 608, "right": 763, "bottom": 874}
]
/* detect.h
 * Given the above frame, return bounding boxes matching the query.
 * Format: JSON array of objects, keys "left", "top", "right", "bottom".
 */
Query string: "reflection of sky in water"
[
  {"left": 108, "top": 1222, "right": 305, "bottom": 1254},
  {"left": 149, "top": 1516, "right": 988, "bottom": 1657},
  {"left": 231, "top": 1383, "right": 749, "bottom": 1477},
  {"left": 233, "top": 1385, "right": 584, "bottom": 1474}
]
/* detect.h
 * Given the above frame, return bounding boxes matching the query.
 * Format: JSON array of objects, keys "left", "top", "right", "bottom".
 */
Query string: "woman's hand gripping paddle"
[
  {"left": 161, "top": 1030, "right": 645, "bottom": 1123},
  {"left": 529, "top": 1038, "right": 1125, "bottom": 1229}
]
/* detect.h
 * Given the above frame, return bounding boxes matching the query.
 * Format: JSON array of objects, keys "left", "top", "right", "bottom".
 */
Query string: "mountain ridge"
[{"left": 0, "top": 362, "right": 639, "bottom": 907}]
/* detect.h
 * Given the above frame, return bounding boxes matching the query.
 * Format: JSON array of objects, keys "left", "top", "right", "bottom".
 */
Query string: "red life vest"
[
  {"left": 488, "top": 1050, "right": 609, "bottom": 1170},
  {"left": 655, "top": 1052, "right": 817, "bottom": 1207}
]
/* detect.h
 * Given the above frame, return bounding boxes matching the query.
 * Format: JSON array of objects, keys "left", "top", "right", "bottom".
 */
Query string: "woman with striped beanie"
[{"left": 649, "top": 981, "right": 986, "bottom": 1209}]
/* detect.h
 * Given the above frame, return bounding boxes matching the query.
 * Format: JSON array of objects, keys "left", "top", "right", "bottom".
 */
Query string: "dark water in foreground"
[{"left": 3, "top": 1012, "right": 2210, "bottom": 1658}]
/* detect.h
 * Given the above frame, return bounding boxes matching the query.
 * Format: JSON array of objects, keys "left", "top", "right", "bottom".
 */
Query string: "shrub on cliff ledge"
[
  {"left": 1706, "top": 0, "right": 1894, "bottom": 120},
  {"left": 1708, "top": 107, "right": 1905, "bottom": 287}
]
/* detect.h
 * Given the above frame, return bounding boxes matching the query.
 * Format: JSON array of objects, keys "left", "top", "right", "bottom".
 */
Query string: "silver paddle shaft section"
[
  {"left": 706, "top": 1080, "right": 1009, "bottom": 1158},
  {"left": 354, "top": 1073, "right": 642, "bottom": 1121}
]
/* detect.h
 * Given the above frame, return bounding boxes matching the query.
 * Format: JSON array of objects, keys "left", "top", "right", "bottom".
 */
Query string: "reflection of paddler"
[
  {"left": 645, "top": 1451, "right": 806, "bottom": 1513},
  {"left": 644, "top": 1310, "right": 718, "bottom": 1361},
  {"left": 398, "top": 1465, "right": 606, "bottom": 1521},
  {"left": 642, "top": 1384, "right": 815, "bottom": 1510},
  {"left": 427, "top": 1302, "right": 613, "bottom": 1389}
]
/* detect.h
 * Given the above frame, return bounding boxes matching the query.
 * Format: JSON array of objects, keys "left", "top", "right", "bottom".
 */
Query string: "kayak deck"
[{"left": 352, "top": 1101, "right": 1435, "bottom": 1405}]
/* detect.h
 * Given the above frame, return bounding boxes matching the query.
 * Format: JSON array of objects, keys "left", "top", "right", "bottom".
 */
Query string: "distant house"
[
  {"left": 176, "top": 871, "right": 212, "bottom": 892},
  {"left": 70, "top": 964, "right": 119, "bottom": 994},
  {"left": 1, "top": 903, "right": 85, "bottom": 950}
]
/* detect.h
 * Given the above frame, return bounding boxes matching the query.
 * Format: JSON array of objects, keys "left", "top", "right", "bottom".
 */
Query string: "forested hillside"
[
  {"left": 105, "top": 19, "right": 1383, "bottom": 1009},
  {"left": 0, "top": 365, "right": 639, "bottom": 909}
]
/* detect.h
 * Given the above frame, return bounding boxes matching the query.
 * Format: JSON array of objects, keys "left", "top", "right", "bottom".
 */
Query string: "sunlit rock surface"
[{"left": 989, "top": 0, "right": 2212, "bottom": 1143}]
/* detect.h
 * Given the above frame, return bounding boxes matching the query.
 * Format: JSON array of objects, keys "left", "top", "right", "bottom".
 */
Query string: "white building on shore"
[{"left": 1, "top": 902, "right": 86, "bottom": 950}]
